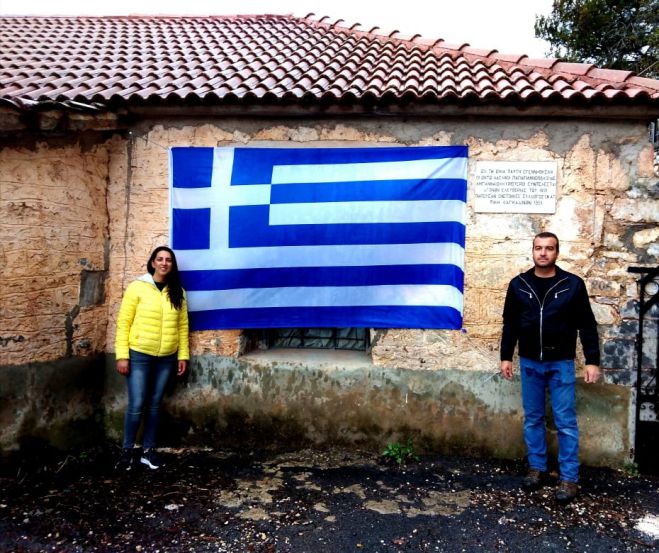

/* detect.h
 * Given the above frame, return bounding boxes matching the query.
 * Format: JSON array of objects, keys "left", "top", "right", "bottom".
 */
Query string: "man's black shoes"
[
  {"left": 521, "top": 469, "right": 550, "bottom": 491},
  {"left": 522, "top": 471, "right": 578, "bottom": 502},
  {"left": 555, "top": 480, "right": 578, "bottom": 503}
]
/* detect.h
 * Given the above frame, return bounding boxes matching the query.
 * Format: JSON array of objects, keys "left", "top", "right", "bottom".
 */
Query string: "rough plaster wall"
[
  {"left": 104, "top": 119, "right": 657, "bottom": 385},
  {"left": 0, "top": 141, "right": 111, "bottom": 365}
]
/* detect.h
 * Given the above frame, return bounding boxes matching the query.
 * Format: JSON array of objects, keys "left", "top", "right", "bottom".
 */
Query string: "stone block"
[
  {"left": 464, "top": 258, "right": 514, "bottom": 290},
  {"left": 253, "top": 125, "right": 291, "bottom": 141},
  {"left": 620, "top": 297, "right": 658, "bottom": 319},
  {"left": 596, "top": 151, "right": 630, "bottom": 192},
  {"left": 603, "top": 320, "right": 639, "bottom": 339},
  {"left": 468, "top": 213, "right": 535, "bottom": 240},
  {"left": 419, "top": 131, "right": 454, "bottom": 145},
  {"left": 480, "top": 292, "right": 507, "bottom": 324},
  {"left": 592, "top": 303, "right": 617, "bottom": 325},
  {"left": 561, "top": 134, "right": 595, "bottom": 193},
  {"left": 68, "top": 112, "right": 119, "bottom": 131},
  {"left": 467, "top": 238, "right": 531, "bottom": 256},
  {"left": 371, "top": 328, "right": 497, "bottom": 371},
  {"left": 601, "top": 339, "right": 635, "bottom": 370},
  {"left": 611, "top": 199, "right": 659, "bottom": 223},
  {"left": 603, "top": 232, "right": 624, "bottom": 249},
  {"left": 627, "top": 177, "right": 658, "bottom": 200},
  {"left": 592, "top": 252, "right": 638, "bottom": 272},
  {"left": 191, "top": 330, "right": 242, "bottom": 358},
  {"left": 637, "top": 144, "right": 656, "bottom": 178},
  {"left": 620, "top": 300, "right": 640, "bottom": 319},
  {"left": 632, "top": 227, "right": 659, "bottom": 249},
  {"left": 319, "top": 124, "right": 368, "bottom": 141},
  {"left": 546, "top": 196, "right": 593, "bottom": 242},
  {"left": 462, "top": 324, "right": 501, "bottom": 340},
  {"left": 462, "top": 291, "right": 480, "bottom": 323},
  {"left": 587, "top": 277, "right": 621, "bottom": 297},
  {"left": 192, "top": 124, "right": 234, "bottom": 145},
  {"left": 603, "top": 369, "right": 633, "bottom": 386},
  {"left": 289, "top": 127, "right": 321, "bottom": 142}
]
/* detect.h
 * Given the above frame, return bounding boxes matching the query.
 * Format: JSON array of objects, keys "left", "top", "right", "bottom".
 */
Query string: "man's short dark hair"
[{"left": 533, "top": 232, "right": 559, "bottom": 252}]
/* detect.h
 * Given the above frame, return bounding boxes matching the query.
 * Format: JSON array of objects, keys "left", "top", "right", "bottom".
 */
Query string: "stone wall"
[
  {"left": 1, "top": 115, "right": 657, "bottom": 461},
  {"left": 104, "top": 119, "right": 657, "bottom": 382}
]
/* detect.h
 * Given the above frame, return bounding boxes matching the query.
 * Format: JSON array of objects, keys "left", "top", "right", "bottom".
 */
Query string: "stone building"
[{"left": 1, "top": 15, "right": 657, "bottom": 466}]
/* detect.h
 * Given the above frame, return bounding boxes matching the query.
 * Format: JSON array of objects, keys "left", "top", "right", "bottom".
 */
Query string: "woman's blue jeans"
[
  {"left": 122, "top": 349, "right": 176, "bottom": 449},
  {"left": 520, "top": 357, "right": 579, "bottom": 483}
]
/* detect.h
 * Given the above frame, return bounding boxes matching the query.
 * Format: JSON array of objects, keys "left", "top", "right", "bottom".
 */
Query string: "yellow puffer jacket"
[{"left": 115, "top": 273, "right": 190, "bottom": 360}]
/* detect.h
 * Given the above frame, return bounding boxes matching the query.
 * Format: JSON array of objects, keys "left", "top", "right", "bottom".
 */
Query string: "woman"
[{"left": 114, "top": 246, "right": 189, "bottom": 471}]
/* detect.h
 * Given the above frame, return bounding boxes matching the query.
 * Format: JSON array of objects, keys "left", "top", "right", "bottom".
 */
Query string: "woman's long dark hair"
[{"left": 147, "top": 246, "right": 184, "bottom": 310}]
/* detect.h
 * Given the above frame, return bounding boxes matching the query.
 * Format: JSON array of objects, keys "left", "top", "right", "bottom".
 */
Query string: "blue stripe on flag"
[
  {"left": 180, "top": 264, "right": 463, "bottom": 290},
  {"left": 189, "top": 306, "right": 463, "bottom": 331},
  {"left": 229, "top": 206, "right": 466, "bottom": 247},
  {"left": 231, "top": 146, "right": 468, "bottom": 185},
  {"left": 171, "top": 147, "right": 214, "bottom": 188},
  {"left": 269, "top": 178, "right": 467, "bottom": 204}
]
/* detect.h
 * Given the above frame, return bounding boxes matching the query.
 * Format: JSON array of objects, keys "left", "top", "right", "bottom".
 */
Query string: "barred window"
[{"left": 249, "top": 328, "right": 369, "bottom": 351}]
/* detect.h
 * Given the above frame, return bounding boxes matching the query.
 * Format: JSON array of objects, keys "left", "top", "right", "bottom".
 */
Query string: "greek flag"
[{"left": 170, "top": 146, "right": 468, "bottom": 331}]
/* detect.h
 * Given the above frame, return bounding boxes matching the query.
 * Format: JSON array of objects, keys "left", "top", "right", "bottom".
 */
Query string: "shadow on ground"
[{"left": 1, "top": 447, "right": 657, "bottom": 552}]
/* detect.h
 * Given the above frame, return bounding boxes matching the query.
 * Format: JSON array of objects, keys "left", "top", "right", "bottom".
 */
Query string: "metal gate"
[{"left": 628, "top": 266, "right": 659, "bottom": 474}]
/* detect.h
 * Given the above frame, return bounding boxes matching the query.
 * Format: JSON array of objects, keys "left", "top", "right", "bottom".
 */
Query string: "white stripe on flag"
[
  {"left": 271, "top": 157, "right": 468, "bottom": 184},
  {"left": 175, "top": 242, "right": 465, "bottom": 270},
  {"left": 269, "top": 199, "right": 466, "bottom": 225},
  {"left": 171, "top": 184, "right": 271, "bottom": 209},
  {"left": 187, "top": 284, "right": 463, "bottom": 312}
]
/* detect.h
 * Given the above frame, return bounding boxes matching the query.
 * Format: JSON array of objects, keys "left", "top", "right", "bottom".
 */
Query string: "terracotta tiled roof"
[{"left": 1, "top": 14, "right": 658, "bottom": 112}]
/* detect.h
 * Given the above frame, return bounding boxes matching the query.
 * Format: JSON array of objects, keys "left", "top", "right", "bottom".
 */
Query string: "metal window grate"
[{"left": 265, "top": 328, "right": 369, "bottom": 351}]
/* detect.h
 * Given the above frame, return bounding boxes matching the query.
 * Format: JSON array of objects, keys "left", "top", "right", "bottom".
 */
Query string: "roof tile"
[
  {"left": 626, "top": 75, "right": 659, "bottom": 91},
  {"left": 586, "top": 67, "right": 634, "bottom": 82},
  {"left": 492, "top": 53, "right": 528, "bottom": 64}
]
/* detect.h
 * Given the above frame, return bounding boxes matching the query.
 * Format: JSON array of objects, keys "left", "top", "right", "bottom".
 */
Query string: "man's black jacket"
[{"left": 500, "top": 266, "right": 600, "bottom": 365}]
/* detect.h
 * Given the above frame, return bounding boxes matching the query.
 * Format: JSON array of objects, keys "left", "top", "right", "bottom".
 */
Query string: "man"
[{"left": 500, "top": 232, "right": 600, "bottom": 503}]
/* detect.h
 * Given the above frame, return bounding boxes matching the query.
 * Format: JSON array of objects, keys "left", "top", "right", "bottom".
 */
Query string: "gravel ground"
[{"left": 1, "top": 447, "right": 657, "bottom": 552}]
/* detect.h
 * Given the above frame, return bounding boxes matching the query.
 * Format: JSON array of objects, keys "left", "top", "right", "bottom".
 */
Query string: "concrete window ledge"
[{"left": 241, "top": 348, "right": 373, "bottom": 370}]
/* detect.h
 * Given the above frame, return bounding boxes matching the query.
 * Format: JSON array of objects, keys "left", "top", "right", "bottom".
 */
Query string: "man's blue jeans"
[
  {"left": 123, "top": 349, "right": 176, "bottom": 449},
  {"left": 520, "top": 357, "right": 579, "bottom": 483}
]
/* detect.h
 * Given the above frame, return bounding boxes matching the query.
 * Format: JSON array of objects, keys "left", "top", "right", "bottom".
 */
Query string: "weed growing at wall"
[{"left": 382, "top": 439, "right": 420, "bottom": 466}]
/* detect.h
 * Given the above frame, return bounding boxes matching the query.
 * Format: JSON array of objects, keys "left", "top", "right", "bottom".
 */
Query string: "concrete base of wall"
[
  {"left": 0, "top": 356, "right": 106, "bottom": 456},
  {"left": 103, "top": 351, "right": 632, "bottom": 468},
  {"left": 0, "top": 351, "right": 631, "bottom": 469}
]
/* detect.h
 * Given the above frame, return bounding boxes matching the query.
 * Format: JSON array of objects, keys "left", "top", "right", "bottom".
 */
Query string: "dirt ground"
[{"left": 1, "top": 446, "right": 658, "bottom": 552}]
